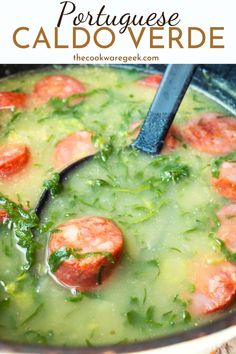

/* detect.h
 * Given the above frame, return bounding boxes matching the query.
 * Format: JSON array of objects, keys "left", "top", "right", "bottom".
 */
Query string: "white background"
[{"left": 0, "top": 0, "right": 235, "bottom": 63}]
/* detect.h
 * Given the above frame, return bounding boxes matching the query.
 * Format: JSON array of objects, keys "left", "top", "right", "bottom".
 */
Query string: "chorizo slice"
[
  {"left": 0, "top": 144, "right": 30, "bottom": 178},
  {"left": 0, "top": 92, "right": 28, "bottom": 110},
  {"left": 212, "top": 162, "right": 236, "bottom": 200},
  {"left": 33, "top": 74, "right": 85, "bottom": 104},
  {"left": 181, "top": 113, "right": 236, "bottom": 155},
  {"left": 216, "top": 204, "right": 236, "bottom": 253},
  {"left": 189, "top": 262, "right": 236, "bottom": 315},
  {"left": 138, "top": 73, "right": 162, "bottom": 88},
  {"left": 48, "top": 217, "right": 124, "bottom": 291},
  {"left": 53, "top": 131, "right": 97, "bottom": 170}
]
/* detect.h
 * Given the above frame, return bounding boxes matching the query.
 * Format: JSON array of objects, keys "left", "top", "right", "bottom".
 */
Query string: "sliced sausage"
[
  {"left": 216, "top": 204, "right": 236, "bottom": 224},
  {"left": 0, "top": 92, "right": 28, "bottom": 110},
  {"left": 212, "top": 162, "right": 236, "bottom": 200},
  {"left": 128, "top": 120, "right": 143, "bottom": 140},
  {"left": 216, "top": 204, "right": 236, "bottom": 253},
  {"left": 0, "top": 209, "right": 8, "bottom": 222},
  {"left": 189, "top": 262, "right": 236, "bottom": 315},
  {"left": 0, "top": 144, "right": 30, "bottom": 178},
  {"left": 48, "top": 217, "right": 124, "bottom": 291},
  {"left": 181, "top": 113, "right": 236, "bottom": 155},
  {"left": 128, "top": 120, "right": 178, "bottom": 152},
  {"left": 33, "top": 74, "right": 85, "bottom": 104},
  {"left": 138, "top": 73, "right": 162, "bottom": 88},
  {"left": 53, "top": 131, "right": 97, "bottom": 170}
]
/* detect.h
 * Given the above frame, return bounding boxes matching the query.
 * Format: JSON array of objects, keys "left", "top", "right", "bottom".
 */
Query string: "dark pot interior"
[{"left": 0, "top": 64, "right": 236, "bottom": 354}]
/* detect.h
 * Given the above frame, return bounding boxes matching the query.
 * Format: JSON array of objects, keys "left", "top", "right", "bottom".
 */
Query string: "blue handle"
[{"left": 132, "top": 64, "right": 197, "bottom": 154}]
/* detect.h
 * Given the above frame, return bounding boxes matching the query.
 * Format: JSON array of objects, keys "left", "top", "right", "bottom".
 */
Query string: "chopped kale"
[
  {"left": 216, "top": 238, "right": 236, "bottom": 263},
  {"left": 21, "top": 303, "right": 43, "bottom": 325},
  {"left": 3, "top": 111, "right": 22, "bottom": 136},
  {"left": 43, "top": 173, "right": 61, "bottom": 197},
  {"left": 88, "top": 178, "right": 116, "bottom": 189},
  {"left": 45, "top": 89, "right": 112, "bottom": 120},
  {"left": 211, "top": 151, "right": 236, "bottom": 178},
  {"left": 150, "top": 155, "right": 190, "bottom": 183},
  {"left": 146, "top": 259, "right": 160, "bottom": 277},
  {"left": 65, "top": 292, "right": 100, "bottom": 302},
  {"left": 24, "top": 330, "right": 54, "bottom": 344},
  {"left": 97, "top": 143, "right": 114, "bottom": 163},
  {"left": 182, "top": 310, "right": 191, "bottom": 323},
  {"left": 126, "top": 306, "right": 161, "bottom": 329},
  {"left": 0, "top": 194, "right": 39, "bottom": 269},
  {"left": 97, "top": 265, "right": 106, "bottom": 285},
  {"left": 65, "top": 293, "right": 84, "bottom": 303},
  {"left": 160, "top": 163, "right": 190, "bottom": 183},
  {"left": 0, "top": 281, "right": 9, "bottom": 305},
  {"left": 11, "top": 88, "right": 24, "bottom": 93},
  {"left": 48, "top": 247, "right": 114, "bottom": 273}
]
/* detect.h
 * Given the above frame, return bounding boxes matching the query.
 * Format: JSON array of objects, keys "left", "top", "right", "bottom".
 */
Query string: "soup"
[{"left": 0, "top": 65, "right": 235, "bottom": 347}]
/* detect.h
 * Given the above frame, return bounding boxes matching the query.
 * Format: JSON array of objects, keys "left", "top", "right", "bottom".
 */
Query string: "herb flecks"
[
  {"left": 0, "top": 194, "right": 39, "bottom": 269},
  {"left": 92, "top": 134, "right": 116, "bottom": 163},
  {"left": 97, "top": 265, "right": 106, "bottom": 285},
  {"left": 49, "top": 247, "right": 114, "bottom": 273},
  {"left": 88, "top": 178, "right": 117, "bottom": 189},
  {"left": 45, "top": 89, "right": 112, "bottom": 120},
  {"left": 23, "top": 330, "right": 54, "bottom": 344},
  {"left": 0, "top": 281, "right": 9, "bottom": 305},
  {"left": 126, "top": 307, "right": 161, "bottom": 329},
  {"left": 216, "top": 238, "right": 236, "bottom": 263},
  {"left": 21, "top": 303, "right": 43, "bottom": 326},
  {"left": 150, "top": 155, "right": 190, "bottom": 182},
  {"left": 43, "top": 173, "right": 61, "bottom": 197},
  {"left": 211, "top": 151, "right": 236, "bottom": 178},
  {"left": 3, "top": 111, "right": 22, "bottom": 137}
]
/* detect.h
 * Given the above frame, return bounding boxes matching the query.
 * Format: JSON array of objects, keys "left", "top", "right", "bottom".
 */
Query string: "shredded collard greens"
[
  {"left": 216, "top": 238, "right": 236, "bottom": 263},
  {"left": 48, "top": 247, "right": 114, "bottom": 273},
  {"left": 43, "top": 173, "right": 61, "bottom": 197},
  {"left": 211, "top": 151, "right": 236, "bottom": 178},
  {"left": 0, "top": 195, "right": 39, "bottom": 270}
]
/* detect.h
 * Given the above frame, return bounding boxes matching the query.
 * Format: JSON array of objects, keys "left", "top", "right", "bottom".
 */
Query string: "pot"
[{"left": 0, "top": 64, "right": 235, "bottom": 354}]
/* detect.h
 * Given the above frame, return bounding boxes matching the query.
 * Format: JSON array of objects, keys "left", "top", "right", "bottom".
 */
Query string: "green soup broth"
[{"left": 0, "top": 65, "right": 233, "bottom": 347}]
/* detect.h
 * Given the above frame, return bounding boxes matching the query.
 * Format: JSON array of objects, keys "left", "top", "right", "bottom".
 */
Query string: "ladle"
[{"left": 35, "top": 64, "right": 197, "bottom": 215}]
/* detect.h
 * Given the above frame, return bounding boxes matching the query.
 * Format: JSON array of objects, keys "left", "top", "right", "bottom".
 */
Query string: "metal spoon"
[{"left": 35, "top": 64, "right": 197, "bottom": 214}]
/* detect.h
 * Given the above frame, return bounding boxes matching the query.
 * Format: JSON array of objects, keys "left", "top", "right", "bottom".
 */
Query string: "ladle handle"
[{"left": 132, "top": 64, "right": 198, "bottom": 154}]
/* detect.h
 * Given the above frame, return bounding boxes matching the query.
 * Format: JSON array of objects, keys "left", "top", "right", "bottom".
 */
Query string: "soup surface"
[{"left": 0, "top": 65, "right": 235, "bottom": 347}]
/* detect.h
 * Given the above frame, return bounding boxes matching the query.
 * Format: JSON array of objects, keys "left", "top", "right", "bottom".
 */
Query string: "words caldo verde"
[{"left": 12, "top": 2, "right": 224, "bottom": 49}]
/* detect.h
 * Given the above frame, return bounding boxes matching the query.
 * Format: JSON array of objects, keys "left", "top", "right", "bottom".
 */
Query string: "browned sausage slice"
[
  {"left": 48, "top": 217, "right": 124, "bottom": 291},
  {"left": 53, "top": 131, "right": 97, "bottom": 170},
  {"left": 0, "top": 92, "right": 28, "bottom": 110},
  {"left": 181, "top": 113, "right": 236, "bottom": 155},
  {"left": 0, "top": 209, "right": 8, "bottom": 222},
  {"left": 0, "top": 144, "right": 30, "bottom": 178},
  {"left": 212, "top": 162, "right": 236, "bottom": 200},
  {"left": 189, "top": 262, "right": 236, "bottom": 315},
  {"left": 216, "top": 204, "right": 236, "bottom": 252},
  {"left": 33, "top": 74, "right": 85, "bottom": 104},
  {"left": 138, "top": 73, "right": 162, "bottom": 87}
]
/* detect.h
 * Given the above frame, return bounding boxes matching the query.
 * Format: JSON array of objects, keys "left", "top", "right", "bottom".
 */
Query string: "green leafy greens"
[
  {"left": 44, "top": 89, "right": 112, "bottom": 120},
  {"left": 48, "top": 247, "right": 114, "bottom": 273},
  {"left": 151, "top": 155, "right": 190, "bottom": 183},
  {"left": 2, "top": 111, "right": 22, "bottom": 137},
  {"left": 0, "top": 195, "right": 39, "bottom": 269},
  {"left": 43, "top": 173, "right": 61, "bottom": 197},
  {"left": 0, "top": 281, "right": 9, "bottom": 306},
  {"left": 216, "top": 238, "right": 236, "bottom": 263},
  {"left": 211, "top": 151, "right": 236, "bottom": 178}
]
